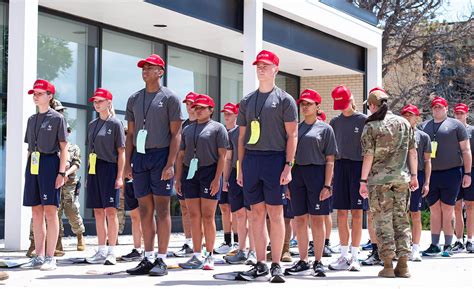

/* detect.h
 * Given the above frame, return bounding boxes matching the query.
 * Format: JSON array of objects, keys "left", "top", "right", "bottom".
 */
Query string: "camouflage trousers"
[
  {"left": 29, "top": 184, "right": 85, "bottom": 240},
  {"left": 368, "top": 183, "right": 412, "bottom": 260},
  {"left": 117, "top": 193, "right": 126, "bottom": 234}
]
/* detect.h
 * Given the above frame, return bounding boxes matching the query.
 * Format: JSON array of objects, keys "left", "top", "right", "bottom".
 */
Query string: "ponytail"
[
  {"left": 109, "top": 102, "right": 116, "bottom": 117},
  {"left": 350, "top": 97, "right": 357, "bottom": 111},
  {"left": 365, "top": 100, "right": 388, "bottom": 124}
]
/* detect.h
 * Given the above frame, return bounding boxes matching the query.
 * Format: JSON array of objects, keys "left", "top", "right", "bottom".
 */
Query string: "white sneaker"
[
  {"left": 86, "top": 251, "right": 107, "bottom": 264},
  {"left": 214, "top": 243, "right": 232, "bottom": 254},
  {"left": 202, "top": 253, "right": 214, "bottom": 270},
  {"left": 347, "top": 257, "right": 361, "bottom": 271},
  {"left": 104, "top": 253, "right": 117, "bottom": 265},
  {"left": 40, "top": 256, "right": 57, "bottom": 271},
  {"left": 410, "top": 250, "right": 422, "bottom": 262},
  {"left": 245, "top": 250, "right": 257, "bottom": 265},
  {"left": 328, "top": 256, "right": 350, "bottom": 271},
  {"left": 20, "top": 256, "right": 44, "bottom": 269}
]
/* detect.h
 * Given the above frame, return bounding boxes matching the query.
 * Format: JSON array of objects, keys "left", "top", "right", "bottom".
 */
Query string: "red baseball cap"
[
  {"left": 297, "top": 89, "right": 322, "bottom": 105},
  {"left": 137, "top": 54, "right": 165, "bottom": 69},
  {"left": 89, "top": 88, "right": 113, "bottom": 102},
  {"left": 369, "top": 86, "right": 385, "bottom": 94},
  {"left": 28, "top": 79, "right": 55, "bottom": 95},
  {"left": 221, "top": 102, "right": 239, "bottom": 114},
  {"left": 182, "top": 92, "right": 198, "bottom": 103},
  {"left": 252, "top": 50, "right": 279, "bottom": 66},
  {"left": 454, "top": 103, "right": 469, "bottom": 113},
  {"left": 191, "top": 94, "right": 215, "bottom": 108},
  {"left": 431, "top": 96, "right": 448, "bottom": 108},
  {"left": 400, "top": 104, "right": 420, "bottom": 116},
  {"left": 317, "top": 110, "right": 327, "bottom": 121},
  {"left": 331, "top": 85, "right": 352, "bottom": 110}
]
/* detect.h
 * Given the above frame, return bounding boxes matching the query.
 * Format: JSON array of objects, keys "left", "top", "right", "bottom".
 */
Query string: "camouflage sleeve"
[
  {"left": 69, "top": 145, "right": 82, "bottom": 169},
  {"left": 408, "top": 126, "right": 416, "bottom": 150},
  {"left": 361, "top": 124, "right": 375, "bottom": 156}
]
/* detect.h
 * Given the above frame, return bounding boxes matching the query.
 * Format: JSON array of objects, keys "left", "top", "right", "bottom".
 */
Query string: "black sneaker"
[
  {"left": 441, "top": 245, "right": 454, "bottom": 257},
  {"left": 126, "top": 258, "right": 155, "bottom": 275},
  {"left": 313, "top": 260, "right": 326, "bottom": 277},
  {"left": 466, "top": 241, "right": 473, "bottom": 253},
  {"left": 237, "top": 262, "right": 269, "bottom": 281},
  {"left": 284, "top": 260, "right": 311, "bottom": 276},
  {"left": 422, "top": 244, "right": 441, "bottom": 256},
  {"left": 308, "top": 241, "right": 315, "bottom": 257},
  {"left": 323, "top": 245, "right": 332, "bottom": 257},
  {"left": 270, "top": 263, "right": 285, "bottom": 283},
  {"left": 121, "top": 249, "right": 143, "bottom": 262},
  {"left": 149, "top": 258, "right": 168, "bottom": 276},
  {"left": 361, "top": 249, "right": 381, "bottom": 266},
  {"left": 451, "top": 241, "right": 465, "bottom": 253},
  {"left": 174, "top": 244, "right": 194, "bottom": 257}
]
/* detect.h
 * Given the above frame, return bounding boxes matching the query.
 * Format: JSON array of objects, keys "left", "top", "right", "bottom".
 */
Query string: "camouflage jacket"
[
  {"left": 65, "top": 144, "right": 81, "bottom": 185},
  {"left": 361, "top": 111, "right": 416, "bottom": 185}
]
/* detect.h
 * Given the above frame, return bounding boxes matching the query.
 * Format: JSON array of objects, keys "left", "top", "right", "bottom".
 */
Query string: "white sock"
[
  {"left": 98, "top": 245, "right": 107, "bottom": 254},
  {"left": 412, "top": 244, "right": 420, "bottom": 252},
  {"left": 340, "top": 246, "right": 349, "bottom": 258},
  {"left": 134, "top": 247, "right": 142, "bottom": 252},
  {"left": 108, "top": 246, "right": 115, "bottom": 254},
  {"left": 467, "top": 238, "right": 472, "bottom": 243},
  {"left": 194, "top": 252, "right": 202, "bottom": 259},
  {"left": 351, "top": 246, "right": 359, "bottom": 259},
  {"left": 145, "top": 251, "right": 155, "bottom": 262},
  {"left": 157, "top": 253, "right": 167, "bottom": 260}
]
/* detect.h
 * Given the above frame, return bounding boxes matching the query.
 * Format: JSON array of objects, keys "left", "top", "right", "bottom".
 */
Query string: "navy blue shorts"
[
  {"left": 228, "top": 168, "right": 249, "bottom": 212},
  {"left": 457, "top": 167, "right": 474, "bottom": 201},
  {"left": 124, "top": 179, "right": 139, "bottom": 211},
  {"left": 410, "top": 172, "right": 425, "bottom": 212},
  {"left": 219, "top": 191, "right": 230, "bottom": 205},
  {"left": 333, "top": 159, "right": 368, "bottom": 210},
  {"left": 284, "top": 198, "right": 294, "bottom": 219},
  {"left": 242, "top": 150, "right": 286, "bottom": 206},
  {"left": 182, "top": 164, "right": 221, "bottom": 200},
  {"left": 86, "top": 159, "right": 120, "bottom": 209},
  {"left": 427, "top": 167, "right": 462, "bottom": 206},
  {"left": 23, "top": 153, "right": 60, "bottom": 207},
  {"left": 132, "top": 147, "right": 173, "bottom": 198},
  {"left": 288, "top": 165, "right": 331, "bottom": 216}
]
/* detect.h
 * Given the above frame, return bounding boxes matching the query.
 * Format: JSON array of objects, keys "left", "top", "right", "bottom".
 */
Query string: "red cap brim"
[
  {"left": 252, "top": 59, "right": 275, "bottom": 65},
  {"left": 137, "top": 60, "right": 164, "bottom": 69},
  {"left": 28, "top": 89, "right": 47, "bottom": 95},
  {"left": 221, "top": 109, "right": 235, "bottom": 113},
  {"left": 88, "top": 96, "right": 108, "bottom": 102},
  {"left": 297, "top": 98, "right": 317, "bottom": 105},
  {"left": 191, "top": 103, "right": 211, "bottom": 108}
]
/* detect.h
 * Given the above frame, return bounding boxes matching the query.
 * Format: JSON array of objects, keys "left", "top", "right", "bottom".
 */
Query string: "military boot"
[
  {"left": 54, "top": 236, "right": 65, "bottom": 257},
  {"left": 26, "top": 239, "right": 36, "bottom": 258},
  {"left": 394, "top": 256, "right": 411, "bottom": 278},
  {"left": 378, "top": 258, "right": 395, "bottom": 278},
  {"left": 77, "top": 233, "right": 85, "bottom": 251}
]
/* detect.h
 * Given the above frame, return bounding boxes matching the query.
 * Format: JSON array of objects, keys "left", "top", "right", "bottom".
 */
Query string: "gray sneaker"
[
  {"left": 178, "top": 255, "right": 203, "bottom": 269},
  {"left": 86, "top": 251, "right": 107, "bottom": 264},
  {"left": 104, "top": 253, "right": 117, "bottom": 265},
  {"left": 347, "top": 257, "right": 361, "bottom": 271},
  {"left": 245, "top": 250, "right": 257, "bottom": 265},
  {"left": 224, "top": 249, "right": 247, "bottom": 264},
  {"left": 40, "top": 256, "right": 57, "bottom": 271},
  {"left": 20, "top": 256, "right": 44, "bottom": 269},
  {"left": 328, "top": 256, "right": 350, "bottom": 270}
]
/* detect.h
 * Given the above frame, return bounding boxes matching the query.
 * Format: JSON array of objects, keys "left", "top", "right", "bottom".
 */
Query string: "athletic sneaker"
[
  {"left": 284, "top": 260, "right": 311, "bottom": 276},
  {"left": 361, "top": 240, "right": 373, "bottom": 251},
  {"left": 313, "top": 260, "right": 326, "bottom": 277},
  {"left": 39, "top": 256, "right": 56, "bottom": 271},
  {"left": 214, "top": 243, "right": 232, "bottom": 255},
  {"left": 121, "top": 249, "right": 143, "bottom": 262},
  {"left": 126, "top": 258, "right": 154, "bottom": 275},
  {"left": 149, "top": 258, "right": 168, "bottom": 276},
  {"left": 421, "top": 244, "right": 441, "bottom": 256},
  {"left": 466, "top": 241, "right": 473, "bottom": 253},
  {"left": 451, "top": 241, "right": 465, "bottom": 253},
  {"left": 290, "top": 239, "right": 298, "bottom": 248},
  {"left": 328, "top": 256, "right": 350, "bottom": 270},
  {"left": 409, "top": 250, "right": 422, "bottom": 262},
  {"left": 179, "top": 255, "right": 203, "bottom": 269},
  {"left": 104, "top": 253, "right": 117, "bottom": 265},
  {"left": 224, "top": 249, "right": 246, "bottom": 264},
  {"left": 202, "top": 253, "right": 215, "bottom": 270},
  {"left": 237, "top": 262, "right": 269, "bottom": 281},
  {"left": 347, "top": 257, "right": 361, "bottom": 271},
  {"left": 362, "top": 250, "right": 381, "bottom": 266},
  {"left": 174, "top": 244, "right": 194, "bottom": 257},
  {"left": 323, "top": 245, "right": 332, "bottom": 257},
  {"left": 20, "top": 256, "right": 44, "bottom": 269},
  {"left": 308, "top": 241, "right": 315, "bottom": 257},
  {"left": 245, "top": 250, "right": 257, "bottom": 265},
  {"left": 441, "top": 245, "right": 453, "bottom": 257},
  {"left": 270, "top": 263, "right": 285, "bottom": 283},
  {"left": 86, "top": 251, "right": 107, "bottom": 264}
]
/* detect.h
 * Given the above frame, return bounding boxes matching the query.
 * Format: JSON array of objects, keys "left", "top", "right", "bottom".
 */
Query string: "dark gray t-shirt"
[
  {"left": 180, "top": 120, "right": 229, "bottom": 167},
  {"left": 295, "top": 121, "right": 338, "bottom": 166},
  {"left": 87, "top": 116, "right": 125, "bottom": 163},
  {"left": 237, "top": 87, "right": 298, "bottom": 152},
  {"left": 415, "top": 129, "right": 432, "bottom": 171},
  {"left": 420, "top": 117, "right": 468, "bottom": 171},
  {"left": 329, "top": 112, "right": 367, "bottom": 161},
  {"left": 228, "top": 126, "right": 239, "bottom": 168},
  {"left": 24, "top": 108, "right": 67, "bottom": 154},
  {"left": 125, "top": 87, "right": 183, "bottom": 149},
  {"left": 467, "top": 124, "right": 474, "bottom": 169}
]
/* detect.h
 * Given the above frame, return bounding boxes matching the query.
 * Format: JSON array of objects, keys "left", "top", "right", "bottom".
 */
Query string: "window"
[
  {"left": 220, "top": 60, "right": 243, "bottom": 107},
  {"left": 0, "top": 2, "right": 7, "bottom": 222},
  {"left": 276, "top": 74, "right": 299, "bottom": 99}
]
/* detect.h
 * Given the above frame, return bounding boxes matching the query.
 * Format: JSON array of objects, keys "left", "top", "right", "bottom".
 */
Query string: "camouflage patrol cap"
[
  {"left": 366, "top": 90, "right": 389, "bottom": 106},
  {"left": 51, "top": 99, "right": 67, "bottom": 111}
]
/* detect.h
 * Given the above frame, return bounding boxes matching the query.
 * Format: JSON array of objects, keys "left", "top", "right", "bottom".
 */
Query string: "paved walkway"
[{"left": 0, "top": 230, "right": 473, "bottom": 288}]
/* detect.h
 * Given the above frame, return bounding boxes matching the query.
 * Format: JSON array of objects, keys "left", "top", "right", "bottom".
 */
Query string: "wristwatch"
[
  {"left": 360, "top": 179, "right": 368, "bottom": 183},
  {"left": 285, "top": 161, "right": 294, "bottom": 168},
  {"left": 58, "top": 172, "right": 66, "bottom": 177}
]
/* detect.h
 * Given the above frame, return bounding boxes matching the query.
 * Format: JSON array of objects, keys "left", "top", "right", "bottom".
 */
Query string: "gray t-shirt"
[
  {"left": 237, "top": 87, "right": 298, "bottom": 152},
  {"left": 415, "top": 129, "right": 432, "bottom": 171},
  {"left": 228, "top": 126, "right": 240, "bottom": 168},
  {"left": 180, "top": 120, "right": 229, "bottom": 167},
  {"left": 420, "top": 117, "right": 468, "bottom": 171},
  {"left": 329, "top": 112, "right": 367, "bottom": 161},
  {"left": 295, "top": 121, "right": 338, "bottom": 166},
  {"left": 467, "top": 124, "right": 474, "bottom": 169},
  {"left": 24, "top": 108, "right": 67, "bottom": 154},
  {"left": 87, "top": 116, "right": 125, "bottom": 163},
  {"left": 125, "top": 87, "right": 183, "bottom": 149}
]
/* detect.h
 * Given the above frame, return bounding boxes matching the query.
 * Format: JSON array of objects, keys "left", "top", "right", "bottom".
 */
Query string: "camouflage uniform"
[
  {"left": 361, "top": 111, "right": 416, "bottom": 260},
  {"left": 118, "top": 188, "right": 126, "bottom": 234}
]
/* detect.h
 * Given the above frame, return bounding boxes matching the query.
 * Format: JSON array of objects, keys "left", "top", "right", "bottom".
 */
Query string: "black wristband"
[
  {"left": 465, "top": 172, "right": 471, "bottom": 177},
  {"left": 323, "top": 185, "right": 332, "bottom": 191},
  {"left": 360, "top": 179, "right": 368, "bottom": 183},
  {"left": 58, "top": 172, "right": 66, "bottom": 177}
]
